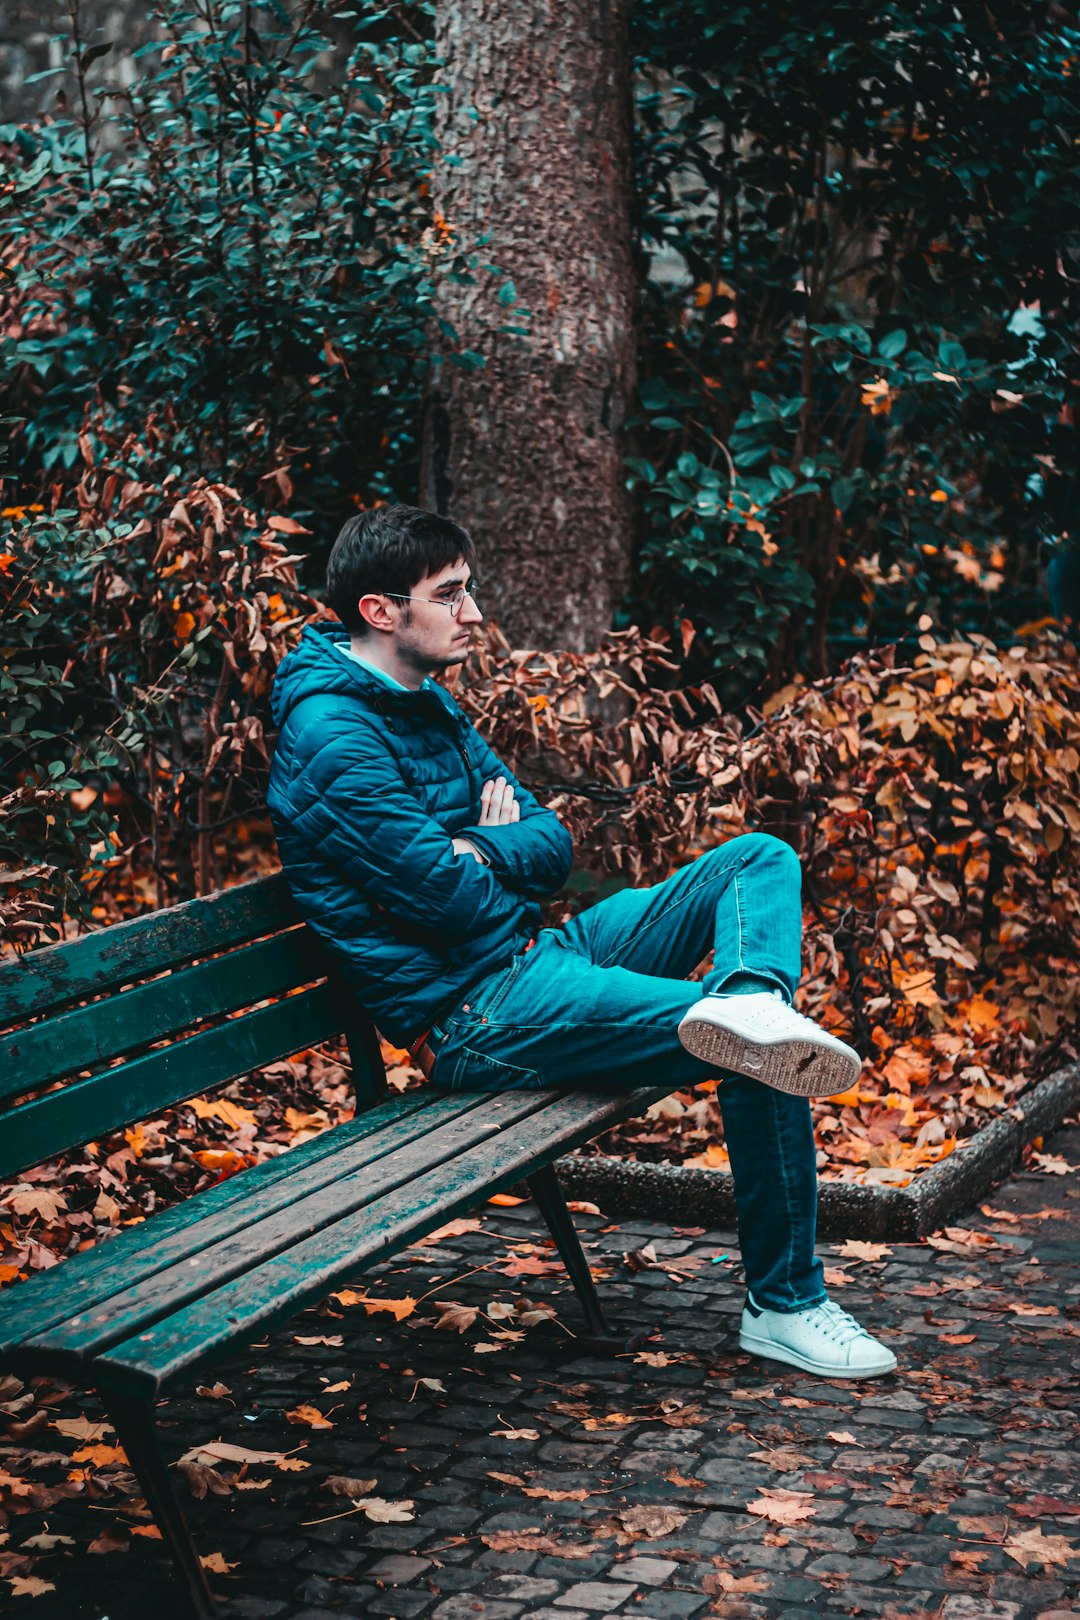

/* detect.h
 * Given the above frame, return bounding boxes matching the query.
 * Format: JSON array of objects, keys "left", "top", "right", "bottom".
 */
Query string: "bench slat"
[
  {"left": 91, "top": 1086, "right": 667, "bottom": 1396},
  {"left": 25, "top": 1091, "right": 559, "bottom": 1369},
  {"left": 0, "top": 984, "right": 342, "bottom": 1183},
  {"left": 0, "top": 930, "right": 322, "bottom": 1105},
  {"left": 0, "top": 1092, "right": 440, "bottom": 1358},
  {"left": 0, "top": 875, "right": 293, "bottom": 1027}
]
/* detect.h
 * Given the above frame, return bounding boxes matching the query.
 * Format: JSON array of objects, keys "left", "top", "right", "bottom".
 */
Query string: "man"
[{"left": 268, "top": 505, "right": 896, "bottom": 1380}]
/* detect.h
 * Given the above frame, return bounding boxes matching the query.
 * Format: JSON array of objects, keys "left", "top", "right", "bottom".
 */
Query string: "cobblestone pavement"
[{"left": 9, "top": 1123, "right": 1079, "bottom": 1620}]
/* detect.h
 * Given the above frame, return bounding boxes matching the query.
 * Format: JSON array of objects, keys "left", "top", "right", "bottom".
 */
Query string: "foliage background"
[{"left": 1, "top": 1, "right": 1078, "bottom": 1138}]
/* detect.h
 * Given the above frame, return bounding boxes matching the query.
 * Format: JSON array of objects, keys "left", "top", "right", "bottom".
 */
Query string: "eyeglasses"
[{"left": 383, "top": 579, "right": 480, "bottom": 618}]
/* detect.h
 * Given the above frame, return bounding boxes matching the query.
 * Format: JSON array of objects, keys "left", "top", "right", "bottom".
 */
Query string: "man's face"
[{"left": 381, "top": 558, "right": 484, "bottom": 675}]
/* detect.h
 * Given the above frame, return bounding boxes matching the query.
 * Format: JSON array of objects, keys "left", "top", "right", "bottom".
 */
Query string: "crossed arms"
[{"left": 287, "top": 714, "right": 573, "bottom": 945}]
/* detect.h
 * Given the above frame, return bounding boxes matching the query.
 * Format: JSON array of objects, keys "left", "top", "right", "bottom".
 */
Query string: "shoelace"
[{"left": 802, "top": 1299, "right": 870, "bottom": 1345}]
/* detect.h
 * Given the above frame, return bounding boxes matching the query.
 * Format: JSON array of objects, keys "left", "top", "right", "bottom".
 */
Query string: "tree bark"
[{"left": 420, "top": 0, "right": 637, "bottom": 651}]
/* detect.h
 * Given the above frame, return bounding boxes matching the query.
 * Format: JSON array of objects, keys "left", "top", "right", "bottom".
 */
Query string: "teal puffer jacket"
[{"left": 267, "top": 621, "right": 573, "bottom": 1047}]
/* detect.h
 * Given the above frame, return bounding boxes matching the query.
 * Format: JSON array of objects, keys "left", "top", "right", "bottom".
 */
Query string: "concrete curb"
[{"left": 555, "top": 1061, "right": 1080, "bottom": 1241}]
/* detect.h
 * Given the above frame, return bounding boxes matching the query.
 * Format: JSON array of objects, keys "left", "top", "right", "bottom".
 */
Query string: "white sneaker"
[
  {"left": 739, "top": 1293, "right": 898, "bottom": 1379},
  {"left": 677, "top": 989, "right": 861, "bottom": 1097}
]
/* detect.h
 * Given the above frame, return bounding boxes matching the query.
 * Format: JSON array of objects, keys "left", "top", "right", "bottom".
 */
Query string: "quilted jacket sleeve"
[
  {"left": 455, "top": 727, "right": 574, "bottom": 900},
  {"left": 286, "top": 719, "right": 529, "bottom": 943}
]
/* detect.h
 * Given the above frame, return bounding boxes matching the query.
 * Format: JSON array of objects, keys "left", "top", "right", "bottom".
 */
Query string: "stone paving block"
[
  {"left": 553, "top": 1584, "right": 637, "bottom": 1611},
  {"left": 370, "top": 1555, "right": 434, "bottom": 1584},
  {"left": 429, "top": 1599, "right": 525, "bottom": 1619},
  {"left": 618, "top": 1592, "right": 709, "bottom": 1618},
  {"left": 940, "top": 1598, "right": 1022, "bottom": 1619},
  {"left": 367, "top": 1591, "right": 434, "bottom": 1618},
  {"left": 607, "top": 1557, "right": 678, "bottom": 1586},
  {"left": 483, "top": 1578, "right": 561, "bottom": 1604}
]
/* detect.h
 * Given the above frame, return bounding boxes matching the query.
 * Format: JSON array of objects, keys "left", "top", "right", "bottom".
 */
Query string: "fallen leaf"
[
  {"left": 87, "top": 1526, "right": 130, "bottom": 1554},
  {"left": 416, "top": 1217, "right": 482, "bottom": 1244},
  {"left": 333, "top": 1292, "right": 416, "bottom": 1321},
  {"left": 1029, "top": 1153, "right": 1074, "bottom": 1175},
  {"left": 71, "top": 1443, "right": 127, "bottom": 1468},
  {"left": 523, "top": 1484, "right": 590, "bottom": 1501},
  {"left": 833, "top": 1240, "right": 893, "bottom": 1262},
  {"left": 1013, "top": 1496, "right": 1080, "bottom": 1518},
  {"left": 53, "top": 1417, "right": 113, "bottom": 1442},
  {"left": 488, "top": 1194, "right": 525, "bottom": 1206},
  {"left": 747, "top": 1487, "right": 817, "bottom": 1525},
  {"left": 1009, "top": 1304, "right": 1058, "bottom": 1318},
  {"left": 565, "top": 1201, "right": 601, "bottom": 1215},
  {"left": 195, "top": 1382, "right": 233, "bottom": 1400},
  {"left": 614, "top": 1505, "right": 688, "bottom": 1541},
  {"left": 353, "top": 1496, "right": 415, "bottom": 1523},
  {"left": 433, "top": 1301, "right": 479, "bottom": 1333},
  {"left": 7, "top": 1576, "right": 56, "bottom": 1597},
  {"left": 480, "top": 1531, "right": 592, "bottom": 1556},
  {"left": 294, "top": 1335, "right": 344, "bottom": 1347},
  {"left": 826, "top": 1430, "right": 862, "bottom": 1446},
  {"left": 177, "top": 1462, "right": 232, "bottom": 1500},
  {"left": 704, "top": 1572, "right": 768, "bottom": 1594},
  {"left": 490, "top": 1426, "right": 539, "bottom": 1441},
  {"left": 324, "top": 1475, "right": 378, "bottom": 1498},
  {"left": 19, "top": 1534, "right": 75, "bottom": 1551},
  {"left": 623, "top": 1243, "right": 660, "bottom": 1272},
  {"left": 186, "top": 1097, "right": 257, "bottom": 1129},
  {"left": 178, "top": 1441, "right": 303, "bottom": 1470},
  {"left": 286, "top": 1405, "right": 333, "bottom": 1430},
  {"left": 1003, "top": 1526, "right": 1078, "bottom": 1568},
  {"left": 498, "top": 1253, "right": 563, "bottom": 1278},
  {"left": 199, "top": 1552, "right": 237, "bottom": 1575},
  {"left": 748, "top": 1447, "right": 815, "bottom": 1472},
  {"left": 1, "top": 1187, "right": 67, "bottom": 1222}
]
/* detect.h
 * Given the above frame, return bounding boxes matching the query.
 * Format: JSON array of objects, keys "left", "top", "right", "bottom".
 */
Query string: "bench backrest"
[{"left": 0, "top": 874, "right": 386, "bottom": 1184}]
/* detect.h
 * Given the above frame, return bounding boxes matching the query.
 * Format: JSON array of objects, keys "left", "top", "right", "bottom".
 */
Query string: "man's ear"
[{"left": 357, "top": 593, "right": 396, "bottom": 633}]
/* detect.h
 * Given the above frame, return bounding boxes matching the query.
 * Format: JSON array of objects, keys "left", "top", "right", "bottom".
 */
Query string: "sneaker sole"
[
  {"left": 677, "top": 1018, "right": 859, "bottom": 1097},
  {"left": 739, "top": 1328, "right": 898, "bottom": 1379}
]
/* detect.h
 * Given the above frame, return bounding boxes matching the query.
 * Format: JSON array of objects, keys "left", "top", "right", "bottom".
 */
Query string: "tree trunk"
[{"left": 420, "top": 0, "right": 637, "bottom": 651}]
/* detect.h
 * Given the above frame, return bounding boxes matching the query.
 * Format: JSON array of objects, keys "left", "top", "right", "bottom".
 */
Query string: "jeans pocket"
[{"left": 449, "top": 1045, "right": 542, "bottom": 1093}]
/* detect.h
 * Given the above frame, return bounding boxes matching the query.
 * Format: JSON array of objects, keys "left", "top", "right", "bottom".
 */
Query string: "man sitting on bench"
[{"left": 267, "top": 505, "right": 896, "bottom": 1381}]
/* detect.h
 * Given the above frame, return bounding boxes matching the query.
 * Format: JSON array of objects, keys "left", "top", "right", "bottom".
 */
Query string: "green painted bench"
[{"left": 0, "top": 873, "right": 665, "bottom": 1617}]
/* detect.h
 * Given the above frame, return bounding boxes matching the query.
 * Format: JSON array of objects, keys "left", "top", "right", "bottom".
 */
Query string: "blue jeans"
[{"left": 424, "top": 833, "right": 826, "bottom": 1313}]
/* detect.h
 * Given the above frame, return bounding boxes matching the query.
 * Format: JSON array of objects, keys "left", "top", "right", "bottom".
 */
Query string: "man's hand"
[
  {"left": 451, "top": 777, "right": 520, "bottom": 862},
  {"left": 451, "top": 836, "right": 485, "bottom": 862},
  {"left": 478, "top": 775, "right": 520, "bottom": 826}
]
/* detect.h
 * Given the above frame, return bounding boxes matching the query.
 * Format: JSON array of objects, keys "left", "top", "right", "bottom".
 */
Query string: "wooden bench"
[{"left": 0, "top": 873, "right": 666, "bottom": 1617}]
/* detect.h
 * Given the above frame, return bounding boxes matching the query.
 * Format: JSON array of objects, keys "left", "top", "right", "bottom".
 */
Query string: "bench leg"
[
  {"left": 527, "top": 1162, "right": 647, "bottom": 1353},
  {"left": 102, "top": 1389, "right": 217, "bottom": 1620}
]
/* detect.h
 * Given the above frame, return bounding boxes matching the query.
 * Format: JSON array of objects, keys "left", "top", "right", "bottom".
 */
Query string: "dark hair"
[{"left": 324, "top": 505, "right": 476, "bottom": 633}]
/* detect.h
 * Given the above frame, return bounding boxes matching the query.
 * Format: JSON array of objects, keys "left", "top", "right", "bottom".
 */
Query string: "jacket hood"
[{"left": 271, "top": 620, "right": 458, "bottom": 729}]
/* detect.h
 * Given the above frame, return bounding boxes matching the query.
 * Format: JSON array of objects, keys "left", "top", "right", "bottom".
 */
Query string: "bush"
[
  {"left": 2, "top": 0, "right": 444, "bottom": 528},
  {"left": 0, "top": 452, "right": 317, "bottom": 943},
  {"left": 453, "top": 623, "right": 1080, "bottom": 1116},
  {"left": 628, "top": 0, "right": 1080, "bottom": 699}
]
